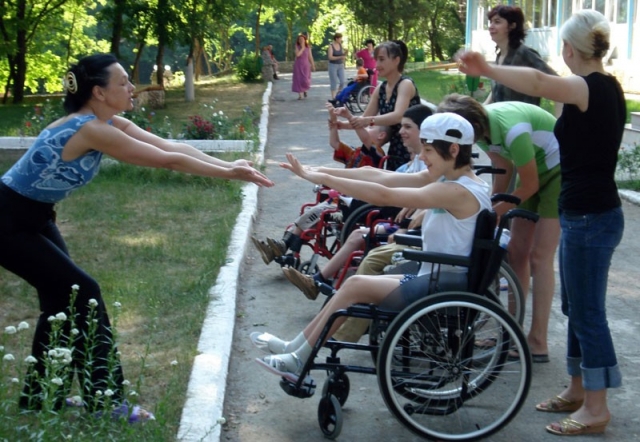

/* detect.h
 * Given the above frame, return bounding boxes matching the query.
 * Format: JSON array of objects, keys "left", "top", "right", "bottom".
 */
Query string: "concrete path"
[{"left": 183, "top": 70, "right": 640, "bottom": 442}]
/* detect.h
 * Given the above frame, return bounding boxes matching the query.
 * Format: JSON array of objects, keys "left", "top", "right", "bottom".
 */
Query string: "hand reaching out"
[
  {"left": 455, "top": 50, "right": 490, "bottom": 77},
  {"left": 280, "top": 153, "right": 323, "bottom": 185},
  {"left": 230, "top": 165, "right": 274, "bottom": 187}
]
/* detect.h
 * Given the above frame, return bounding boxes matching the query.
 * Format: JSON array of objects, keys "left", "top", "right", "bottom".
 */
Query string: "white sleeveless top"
[{"left": 418, "top": 175, "right": 491, "bottom": 276}]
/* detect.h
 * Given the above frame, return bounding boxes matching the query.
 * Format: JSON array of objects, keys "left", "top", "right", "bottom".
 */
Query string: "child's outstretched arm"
[
  {"left": 326, "top": 102, "right": 341, "bottom": 150},
  {"left": 335, "top": 106, "right": 373, "bottom": 148}
]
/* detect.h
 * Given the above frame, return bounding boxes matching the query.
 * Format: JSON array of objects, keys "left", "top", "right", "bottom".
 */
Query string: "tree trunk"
[
  {"left": 155, "top": 45, "right": 165, "bottom": 86},
  {"left": 255, "top": 0, "right": 263, "bottom": 55},
  {"left": 185, "top": 57, "right": 194, "bottom": 102},
  {"left": 131, "top": 41, "right": 146, "bottom": 84},
  {"left": 11, "top": 0, "right": 27, "bottom": 103},
  {"left": 110, "top": 0, "right": 126, "bottom": 59}
]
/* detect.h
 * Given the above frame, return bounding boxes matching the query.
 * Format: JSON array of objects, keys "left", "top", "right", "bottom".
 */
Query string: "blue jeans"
[{"left": 559, "top": 206, "right": 624, "bottom": 390}]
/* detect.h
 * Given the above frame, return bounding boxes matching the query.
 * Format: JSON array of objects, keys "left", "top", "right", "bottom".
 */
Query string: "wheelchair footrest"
[{"left": 279, "top": 376, "right": 316, "bottom": 399}]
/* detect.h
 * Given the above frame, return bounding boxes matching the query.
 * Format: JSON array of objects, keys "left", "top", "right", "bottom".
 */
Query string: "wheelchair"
[
  {"left": 276, "top": 205, "right": 539, "bottom": 441},
  {"left": 342, "top": 68, "right": 376, "bottom": 115}
]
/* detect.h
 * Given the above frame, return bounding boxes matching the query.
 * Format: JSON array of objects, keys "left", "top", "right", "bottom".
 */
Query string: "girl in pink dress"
[{"left": 292, "top": 34, "right": 315, "bottom": 100}]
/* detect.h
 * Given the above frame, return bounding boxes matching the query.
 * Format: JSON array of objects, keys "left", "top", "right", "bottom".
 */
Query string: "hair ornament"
[{"left": 63, "top": 71, "right": 78, "bottom": 94}]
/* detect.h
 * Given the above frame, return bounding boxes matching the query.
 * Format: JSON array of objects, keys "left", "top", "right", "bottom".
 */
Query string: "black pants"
[{"left": 0, "top": 184, "right": 124, "bottom": 410}]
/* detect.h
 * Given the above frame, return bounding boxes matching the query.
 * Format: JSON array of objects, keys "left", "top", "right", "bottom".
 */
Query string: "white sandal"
[
  {"left": 255, "top": 353, "right": 304, "bottom": 383},
  {"left": 250, "top": 332, "right": 288, "bottom": 354}
]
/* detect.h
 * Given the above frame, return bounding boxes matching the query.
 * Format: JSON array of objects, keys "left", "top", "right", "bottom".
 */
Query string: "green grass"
[{"left": 0, "top": 157, "right": 247, "bottom": 441}]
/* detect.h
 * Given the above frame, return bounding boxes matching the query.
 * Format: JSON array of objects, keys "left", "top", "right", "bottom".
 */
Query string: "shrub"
[
  {"left": 182, "top": 101, "right": 258, "bottom": 141},
  {"left": 21, "top": 98, "right": 65, "bottom": 136},
  {"left": 234, "top": 52, "right": 262, "bottom": 82},
  {"left": 618, "top": 143, "right": 640, "bottom": 180}
]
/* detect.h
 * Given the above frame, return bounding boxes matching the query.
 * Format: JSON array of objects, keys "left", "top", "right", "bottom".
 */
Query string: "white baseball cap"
[{"left": 420, "top": 112, "right": 474, "bottom": 145}]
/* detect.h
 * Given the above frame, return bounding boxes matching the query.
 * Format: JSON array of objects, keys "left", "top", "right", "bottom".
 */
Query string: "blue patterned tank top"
[{"left": 1, "top": 114, "right": 104, "bottom": 203}]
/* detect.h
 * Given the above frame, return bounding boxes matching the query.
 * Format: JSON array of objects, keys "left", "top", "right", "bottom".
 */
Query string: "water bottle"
[{"left": 496, "top": 228, "right": 511, "bottom": 250}]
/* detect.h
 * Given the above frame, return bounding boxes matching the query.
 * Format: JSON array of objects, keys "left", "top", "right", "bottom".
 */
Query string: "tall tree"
[{"left": 0, "top": 0, "right": 72, "bottom": 103}]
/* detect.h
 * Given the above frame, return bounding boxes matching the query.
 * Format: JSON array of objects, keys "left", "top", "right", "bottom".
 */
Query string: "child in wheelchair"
[
  {"left": 251, "top": 112, "right": 490, "bottom": 382},
  {"left": 329, "top": 57, "right": 369, "bottom": 108},
  {"left": 251, "top": 103, "right": 393, "bottom": 266},
  {"left": 281, "top": 104, "right": 433, "bottom": 299}
]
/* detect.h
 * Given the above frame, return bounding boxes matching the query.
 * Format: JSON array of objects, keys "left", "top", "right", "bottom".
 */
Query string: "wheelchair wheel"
[
  {"left": 377, "top": 292, "right": 531, "bottom": 441},
  {"left": 492, "top": 262, "right": 525, "bottom": 325},
  {"left": 298, "top": 259, "right": 320, "bottom": 276},
  {"left": 356, "top": 85, "right": 375, "bottom": 113},
  {"left": 338, "top": 203, "right": 381, "bottom": 245},
  {"left": 317, "top": 394, "right": 343, "bottom": 439},
  {"left": 322, "top": 372, "right": 350, "bottom": 406}
]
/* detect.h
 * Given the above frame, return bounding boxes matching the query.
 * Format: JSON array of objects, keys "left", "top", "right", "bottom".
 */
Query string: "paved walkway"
[{"left": 180, "top": 71, "right": 640, "bottom": 442}]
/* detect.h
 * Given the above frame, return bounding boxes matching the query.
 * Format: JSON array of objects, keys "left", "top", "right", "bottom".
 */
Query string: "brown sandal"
[
  {"left": 536, "top": 395, "right": 584, "bottom": 413},
  {"left": 546, "top": 417, "right": 609, "bottom": 436}
]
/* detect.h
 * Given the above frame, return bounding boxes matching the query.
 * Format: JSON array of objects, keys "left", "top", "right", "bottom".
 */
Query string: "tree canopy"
[{"left": 0, "top": 0, "right": 466, "bottom": 103}]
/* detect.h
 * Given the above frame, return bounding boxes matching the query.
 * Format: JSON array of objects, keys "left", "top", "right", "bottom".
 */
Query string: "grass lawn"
[{"left": 0, "top": 76, "right": 265, "bottom": 441}]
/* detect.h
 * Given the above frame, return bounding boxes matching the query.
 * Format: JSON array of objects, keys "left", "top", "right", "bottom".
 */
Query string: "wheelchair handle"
[
  {"left": 491, "top": 193, "right": 521, "bottom": 205},
  {"left": 501, "top": 208, "right": 540, "bottom": 225},
  {"left": 402, "top": 249, "right": 471, "bottom": 267},
  {"left": 394, "top": 233, "right": 422, "bottom": 247},
  {"left": 474, "top": 165, "right": 506, "bottom": 176}
]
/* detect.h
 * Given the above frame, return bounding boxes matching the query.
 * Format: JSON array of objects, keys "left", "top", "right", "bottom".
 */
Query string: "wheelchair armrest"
[
  {"left": 394, "top": 233, "right": 421, "bottom": 247},
  {"left": 402, "top": 249, "right": 471, "bottom": 267}
]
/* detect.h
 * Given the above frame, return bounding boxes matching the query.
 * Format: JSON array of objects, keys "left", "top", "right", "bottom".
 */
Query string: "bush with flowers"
[
  {"left": 182, "top": 100, "right": 258, "bottom": 141},
  {"left": 20, "top": 98, "right": 66, "bottom": 136},
  {"left": 0, "top": 285, "right": 152, "bottom": 439}
]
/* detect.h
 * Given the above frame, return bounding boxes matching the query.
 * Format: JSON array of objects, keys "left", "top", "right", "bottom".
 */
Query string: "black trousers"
[{"left": 0, "top": 184, "right": 124, "bottom": 409}]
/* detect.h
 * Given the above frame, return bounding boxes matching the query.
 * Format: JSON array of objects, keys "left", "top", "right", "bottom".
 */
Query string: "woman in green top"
[{"left": 439, "top": 94, "right": 560, "bottom": 363}]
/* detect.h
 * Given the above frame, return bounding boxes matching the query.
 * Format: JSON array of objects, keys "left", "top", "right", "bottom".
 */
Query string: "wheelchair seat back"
[{"left": 467, "top": 209, "right": 505, "bottom": 294}]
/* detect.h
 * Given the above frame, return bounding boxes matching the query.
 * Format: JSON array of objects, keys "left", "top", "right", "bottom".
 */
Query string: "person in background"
[
  {"left": 261, "top": 44, "right": 278, "bottom": 81},
  {"left": 356, "top": 38, "right": 377, "bottom": 86},
  {"left": 328, "top": 33, "right": 347, "bottom": 99},
  {"left": 484, "top": 4, "right": 557, "bottom": 106},
  {"left": 458, "top": 9, "right": 626, "bottom": 436},
  {"left": 340, "top": 40, "right": 421, "bottom": 171},
  {"left": 330, "top": 57, "right": 368, "bottom": 107},
  {"left": 0, "top": 53, "right": 272, "bottom": 420},
  {"left": 292, "top": 34, "right": 315, "bottom": 100}
]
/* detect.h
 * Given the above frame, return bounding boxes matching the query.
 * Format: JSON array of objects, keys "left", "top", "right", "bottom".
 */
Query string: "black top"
[
  {"left": 554, "top": 72, "right": 626, "bottom": 213},
  {"left": 378, "top": 76, "right": 421, "bottom": 171}
]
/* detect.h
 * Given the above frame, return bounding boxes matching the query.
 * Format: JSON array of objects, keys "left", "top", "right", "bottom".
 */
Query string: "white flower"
[
  {"left": 55, "top": 312, "right": 67, "bottom": 321},
  {"left": 95, "top": 390, "right": 103, "bottom": 396},
  {"left": 219, "top": 110, "right": 224, "bottom": 115},
  {"left": 0, "top": 345, "right": 4, "bottom": 352},
  {"left": 17, "top": 321, "right": 29, "bottom": 331},
  {"left": 128, "top": 390, "right": 138, "bottom": 397},
  {"left": 113, "top": 301, "right": 122, "bottom": 308},
  {"left": 116, "top": 351, "right": 122, "bottom": 357},
  {"left": 71, "top": 328, "right": 79, "bottom": 336},
  {"left": 88, "top": 299, "right": 98, "bottom": 307},
  {"left": 122, "top": 380, "right": 131, "bottom": 386},
  {"left": 47, "top": 316, "right": 56, "bottom": 322},
  {"left": 11, "top": 378, "right": 19, "bottom": 383},
  {"left": 4, "top": 326, "right": 17, "bottom": 335},
  {"left": 24, "top": 355, "right": 37, "bottom": 364},
  {"left": 71, "top": 284, "right": 80, "bottom": 291},
  {"left": 217, "top": 417, "right": 227, "bottom": 425},
  {"left": 3, "top": 354, "right": 15, "bottom": 361},
  {"left": 170, "top": 360, "right": 178, "bottom": 366},
  {"left": 51, "top": 377, "right": 63, "bottom": 386},
  {"left": 104, "top": 389, "right": 114, "bottom": 397}
]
